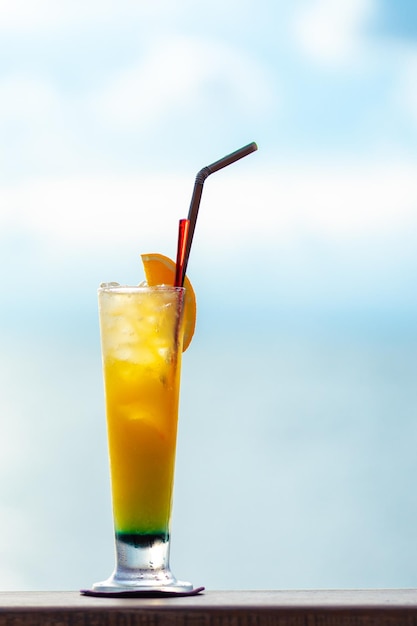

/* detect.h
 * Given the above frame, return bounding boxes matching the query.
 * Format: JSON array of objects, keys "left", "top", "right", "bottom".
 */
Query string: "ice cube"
[{"left": 100, "top": 281, "right": 120, "bottom": 288}]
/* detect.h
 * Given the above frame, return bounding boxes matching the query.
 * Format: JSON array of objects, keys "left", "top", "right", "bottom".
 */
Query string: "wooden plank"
[{"left": 0, "top": 590, "right": 417, "bottom": 625}]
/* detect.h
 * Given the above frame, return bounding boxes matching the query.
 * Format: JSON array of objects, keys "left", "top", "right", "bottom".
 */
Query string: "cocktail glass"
[
  {"left": 92, "top": 283, "right": 192, "bottom": 593},
  {"left": 87, "top": 143, "right": 257, "bottom": 596}
]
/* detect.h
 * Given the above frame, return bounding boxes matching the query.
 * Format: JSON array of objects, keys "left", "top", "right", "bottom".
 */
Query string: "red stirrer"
[{"left": 174, "top": 218, "right": 190, "bottom": 287}]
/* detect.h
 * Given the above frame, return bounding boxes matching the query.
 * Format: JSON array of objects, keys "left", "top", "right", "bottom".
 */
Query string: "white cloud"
[
  {"left": 198, "top": 159, "right": 417, "bottom": 252},
  {"left": 0, "top": 0, "right": 88, "bottom": 31},
  {"left": 292, "top": 0, "right": 376, "bottom": 67},
  {"left": 0, "top": 74, "right": 89, "bottom": 177},
  {"left": 0, "top": 175, "right": 189, "bottom": 254},
  {"left": 91, "top": 37, "right": 275, "bottom": 130},
  {"left": 0, "top": 75, "right": 59, "bottom": 121},
  {"left": 0, "top": 0, "right": 158, "bottom": 31},
  {"left": 1, "top": 157, "right": 416, "bottom": 254},
  {"left": 0, "top": 0, "right": 253, "bottom": 33},
  {"left": 0, "top": 37, "right": 273, "bottom": 176}
]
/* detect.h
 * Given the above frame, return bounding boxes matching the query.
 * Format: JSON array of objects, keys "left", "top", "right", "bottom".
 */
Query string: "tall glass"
[{"left": 93, "top": 283, "right": 192, "bottom": 593}]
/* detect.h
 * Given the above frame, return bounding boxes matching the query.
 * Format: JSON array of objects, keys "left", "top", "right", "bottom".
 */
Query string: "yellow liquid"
[{"left": 99, "top": 287, "right": 184, "bottom": 537}]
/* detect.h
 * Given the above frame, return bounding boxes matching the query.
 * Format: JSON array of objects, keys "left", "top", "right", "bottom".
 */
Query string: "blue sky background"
[{"left": 1, "top": 0, "right": 417, "bottom": 591}]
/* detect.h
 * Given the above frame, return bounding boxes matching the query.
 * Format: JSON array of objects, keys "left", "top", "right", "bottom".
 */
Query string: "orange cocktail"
[{"left": 100, "top": 285, "right": 184, "bottom": 541}]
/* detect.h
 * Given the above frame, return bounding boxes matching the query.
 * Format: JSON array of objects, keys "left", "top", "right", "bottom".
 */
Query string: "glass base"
[
  {"left": 91, "top": 578, "right": 194, "bottom": 594},
  {"left": 92, "top": 532, "right": 193, "bottom": 594}
]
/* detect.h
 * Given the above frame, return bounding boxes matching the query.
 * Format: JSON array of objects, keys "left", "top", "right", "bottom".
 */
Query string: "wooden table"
[{"left": 1, "top": 589, "right": 417, "bottom": 625}]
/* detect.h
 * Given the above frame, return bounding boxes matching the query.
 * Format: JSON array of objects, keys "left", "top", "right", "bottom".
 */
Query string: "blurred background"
[{"left": 1, "top": 0, "right": 417, "bottom": 591}]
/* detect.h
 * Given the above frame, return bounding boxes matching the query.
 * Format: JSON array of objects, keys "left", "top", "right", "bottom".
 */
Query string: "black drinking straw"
[{"left": 177, "top": 142, "right": 258, "bottom": 286}]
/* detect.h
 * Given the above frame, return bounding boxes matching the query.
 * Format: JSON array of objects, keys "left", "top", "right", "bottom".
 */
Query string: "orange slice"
[{"left": 141, "top": 253, "right": 196, "bottom": 352}]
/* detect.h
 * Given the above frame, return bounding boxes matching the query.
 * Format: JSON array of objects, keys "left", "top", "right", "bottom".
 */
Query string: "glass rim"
[{"left": 98, "top": 283, "right": 185, "bottom": 295}]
